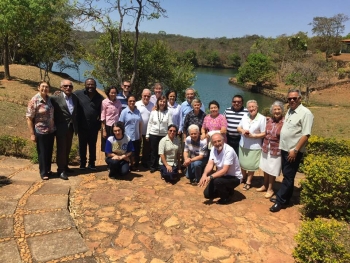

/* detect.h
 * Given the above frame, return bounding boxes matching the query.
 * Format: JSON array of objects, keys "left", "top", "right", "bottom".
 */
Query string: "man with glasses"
[
  {"left": 51, "top": 79, "right": 78, "bottom": 180},
  {"left": 135, "top": 89, "right": 154, "bottom": 168},
  {"left": 270, "top": 89, "right": 313, "bottom": 212},
  {"left": 117, "top": 80, "right": 132, "bottom": 111},
  {"left": 224, "top": 95, "right": 248, "bottom": 156},
  {"left": 75, "top": 78, "right": 104, "bottom": 170}
]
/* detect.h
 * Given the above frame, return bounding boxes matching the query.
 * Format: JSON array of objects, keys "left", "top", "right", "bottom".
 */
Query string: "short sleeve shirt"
[
  {"left": 184, "top": 137, "right": 208, "bottom": 158},
  {"left": 158, "top": 135, "right": 180, "bottom": 166},
  {"left": 238, "top": 113, "right": 266, "bottom": 150},
  {"left": 105, "top": 135, "right": 134, "bottom": 155},
  {"left": 202, "top": 114, "right": 228, "bottom": 132},
  {"left": 119, "top": 106, "right": 142, "bottom": 141},
  {"left": 135, "top": 100, "right": 154, "bottom": 135}
]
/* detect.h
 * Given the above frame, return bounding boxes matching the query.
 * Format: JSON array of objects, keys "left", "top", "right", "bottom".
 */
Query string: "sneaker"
[{"left": 88, "top": 163, "right": 97, "bottom": 170}]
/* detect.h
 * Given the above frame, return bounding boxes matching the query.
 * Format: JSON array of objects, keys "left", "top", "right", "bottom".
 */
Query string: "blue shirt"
[
  {"left": 168, "top": 102, "right": 181, "bottom": 129},
  {"left": 116, "top": 92, "right": 129, "bottom": 111},
  {"left": 119, "top": 106, "right": 142, "bottom": 141},
  {"left": 105, "top": 135, "right": 134, "bottom": 155},
  {"left": 179, "top": 100, "right": 206, "bottom": 132}
]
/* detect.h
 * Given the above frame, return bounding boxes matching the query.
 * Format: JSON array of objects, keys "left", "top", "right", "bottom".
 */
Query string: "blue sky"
[{"left": 93, "top": 0, "right": 350, "bottom": 38}]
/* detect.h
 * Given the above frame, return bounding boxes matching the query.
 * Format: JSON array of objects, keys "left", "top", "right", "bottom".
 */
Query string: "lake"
[{"left": 52, "top": 61, "right": 275, "bottom": 112}]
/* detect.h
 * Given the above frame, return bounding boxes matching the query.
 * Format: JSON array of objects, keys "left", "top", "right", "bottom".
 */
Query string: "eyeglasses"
[
  {"left": 124, "top": 85, "right": 130, "bottom": 87},
  {"left": 232, "top": 101, "right": 242, "bottom": 103},
  {"left": 287, "top": 97, "right": 299, "bottom": 101},
  {"left": 128, "top": 100, "right": 135, "bottom": 102},
  {"left": 63, "top": 85, "right": 73, "bottom": 88},
  {"left": 143, "top": 95, "right": 150, "bottom": 98},
  {"left": 169, "top": 130, "right": 177, "bottom": 133}
]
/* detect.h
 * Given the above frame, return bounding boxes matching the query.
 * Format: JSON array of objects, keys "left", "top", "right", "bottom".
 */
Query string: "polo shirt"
[
  {"left": 135, "top": 100, "right": 154, "bottom": 135},
  {"left": 119, "top": 106, "right": 142, "bottom": 141},
  {"left": 224, "top": 106, "right": 248, "bottom": 137},
  {"left": 209, "top": 143, "right": 242, "bottom": 179},
  {"left": 158, "top": 135, "right": 180, "bottom": 166},
  {"left": 279, "top": 104, "right": 314, "bottom": 153}
]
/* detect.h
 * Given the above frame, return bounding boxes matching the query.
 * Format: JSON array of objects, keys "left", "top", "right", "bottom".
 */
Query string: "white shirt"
[
  {"left": 209, "top": 143, "right": 242, "bottom": 179},
  {"left": 167, "top": 102, "right": 181, "bottom": 128},
  {"left": 135, "top": 100, "right": 154, "bottom": 135},
  {"left": 238, "top": 113, "right": 266, "bottom": 150}
]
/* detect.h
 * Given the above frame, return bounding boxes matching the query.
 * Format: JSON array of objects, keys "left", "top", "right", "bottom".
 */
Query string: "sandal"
[
  {"left": 265, "top": 191, "right": 274, "bottom": 199},
  {"left": 256, "top": 186, "right": 266, "bottom": 192},
  {"left": 242, "top": 183, "right": 251, "bottom": 191}
]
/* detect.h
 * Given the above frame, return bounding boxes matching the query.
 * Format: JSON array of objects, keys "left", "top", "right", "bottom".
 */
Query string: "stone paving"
[{"left": 0, "top": 147, "right": 305, "bottom": 262}]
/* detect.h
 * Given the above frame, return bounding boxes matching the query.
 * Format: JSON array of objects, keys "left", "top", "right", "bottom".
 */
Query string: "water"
[{"left": 52, "top": 61, "right": 275, "bottom": 112}]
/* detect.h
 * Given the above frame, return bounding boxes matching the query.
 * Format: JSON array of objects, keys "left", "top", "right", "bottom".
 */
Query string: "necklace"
[{"left": 158, "top": 110, "right": 166, "bottom": 123}]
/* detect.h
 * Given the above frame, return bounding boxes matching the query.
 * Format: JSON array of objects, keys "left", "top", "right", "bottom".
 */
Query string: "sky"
[{"left": 90, "top": 0, "right": 350, "bottom": 38}]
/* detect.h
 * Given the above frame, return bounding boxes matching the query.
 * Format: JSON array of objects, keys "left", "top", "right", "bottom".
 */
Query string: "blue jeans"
[
  {"left": 186, "top": 160, "right": 206, "bottom": 182},
  {"left": 105, "top": 157, "right": 130, "bottom": 177}
]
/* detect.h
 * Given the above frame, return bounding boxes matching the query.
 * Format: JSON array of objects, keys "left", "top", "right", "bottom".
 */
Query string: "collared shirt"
[
  {"left": 238, "top": 112, "right": 266, "bottom": 150},
  {"left": 184, "top": 137, "right": 208, "bottom": 158},
  {"left": 135, "top": 100, "right": 154, "bottom": 135},
  {"left": 119, "top": 106, "right": 142, "bottom": 141},
  {"left": 101, "top": 98, "right": 123, "bottom": 126},
  {"left": 209, "top": 143, "right": 242, "bottom": 179},
  {"left": 74, "top": 89, "right": 104, "bottom": 130},
  {"left": 105, "top": 135, "right": 134, "bottom": 155},
  {"left": 279, "top": 104, "right": 314, "bottom": 153},
  {"left": 167, "top": 102, "right": 181, "bottom": 128},
  {"left": 183, "top": 110, "right": 206, "bottom": 135},
  {"left": 63, "top": 92, "right": 74, "bottom": 114},
  {"left": 262, "top": 117, "right": 284, "bottom": 156},
  {"left": 158, "top": 135, "right": 180, "bottom": 166},
  {"left": 224, "top": 106, "right": 248, "bottom": 137},
  {"left": 116, "top": 92, "right": 129, "bottom": 111},
  {"left": 179, "top": 100, "right": 206, "bottom": 132},
  {"left": 26, "top": 93, "right": 55, "bottom": 134},
  {"left": 150, "top": 94, "right": 160, "bottom": 105}
]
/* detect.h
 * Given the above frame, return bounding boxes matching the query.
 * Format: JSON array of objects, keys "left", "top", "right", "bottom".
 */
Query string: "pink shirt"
[
  {"left": 101, "top": 98, "right": 123, "bottom": 126},
  {"left": 202, "top": 114, "right": 228, "bottom": 132}
]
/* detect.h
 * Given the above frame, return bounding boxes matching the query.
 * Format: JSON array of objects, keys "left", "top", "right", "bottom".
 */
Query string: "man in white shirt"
[
  {"left": 199, "top": 133, "right": 242, "bottom": 204},
  {"left": 135, "top": 89, "right": 154, "bottom": 168}
]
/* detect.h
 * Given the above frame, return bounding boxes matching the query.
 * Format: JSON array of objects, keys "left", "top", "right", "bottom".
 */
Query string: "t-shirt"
[
  {"left": 105, "top": 135, "right": 134, "bottom": 155},
  {"left": 224, "top": 106, "right": 248, "bottom": 137},
  {"left": 135, "top": 100, "right": 154, "bottom": 135}
]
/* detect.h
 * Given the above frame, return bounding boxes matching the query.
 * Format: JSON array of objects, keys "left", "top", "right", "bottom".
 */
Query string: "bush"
[
  {"left": 30, "top": 145, "right": 39, "bottom": 164},
  {"left": 301, "top": 154, "right": 350, "bottom": 221},
  {"left": 293, "top": 218, "right": 350, "bottom": 263},
  {"left": 306, "top": 136, "right": 350, "bottom": 157},
  {"left": 0, "top": 135, "right": 27, "bottom": 156}
]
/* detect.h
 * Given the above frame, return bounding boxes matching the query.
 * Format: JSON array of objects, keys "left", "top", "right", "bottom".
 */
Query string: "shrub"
[
  {"left": 337, "top": 68, "right": 347, "bottom": 79},
  {"left": 0, "top": 135, "right": 27, "bottom": 156},
  {"left": 301, "top": 154, "right": 350, "bottom": 221},
  {"left": 293, "top": 218, "right": 350, "bottom": 263},
  {"left": 30, "top": 145, "right": 39, "bottom": 164},
  {"left": 306, "top": 136, "right": 350, "bottom": 157}
]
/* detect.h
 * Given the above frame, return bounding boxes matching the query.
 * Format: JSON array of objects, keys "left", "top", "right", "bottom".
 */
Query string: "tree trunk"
[{"left": 3, "top": 34, "right": 11, "bottom": 80}]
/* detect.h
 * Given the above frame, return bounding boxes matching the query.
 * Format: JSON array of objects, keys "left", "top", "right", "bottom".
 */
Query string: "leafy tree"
[
  {"left": 206, "top": 50, "right": 221, "bottom": 66},
  {"left": 181, "top": 49, "right": 198, "bottom": 67},
  {"left": 310, "top": 13, "right": 349, "bottom": 59},
  {"left": 227, "top": 53, "right": 241, "bottom": 68},
  {"left": 237, "top": 53, "right": 275, "bottom": 85}
]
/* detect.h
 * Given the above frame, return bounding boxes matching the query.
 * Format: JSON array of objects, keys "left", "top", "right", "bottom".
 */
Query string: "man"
[
  {"left": 198, "top": 133, "right": 242, "bottom": 204},
  {"left": 51, "top": 79, "right": 78, "bottom": 180},
  {"left": 270, "top": 89, "right": 314, "bottom": 212},
  {"left": 223, "top": 95, "right": 248, "bottom": 156},
  {"left": 74, "top": 78, "right": 104, "bottom": 170},
  {"left": 183, "top": 124, "right": 208, "bottom": 184},
  {"left": 135, "top": 89, "right": 154, "bottom": 168},
  {"left": 117, "top": 80, "right": 131, "bottom": 111},
  {"left": 179, "top": 87, "right": 205, "bottom": 134},
  {"left": 150, "top": 82, "right": 163, "bottom": 105}
]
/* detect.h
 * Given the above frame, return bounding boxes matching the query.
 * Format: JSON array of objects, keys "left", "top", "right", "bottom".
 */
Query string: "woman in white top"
[
  {"left": 237, "top": 100, "right": 266, "bottom": 191},
  {"left": 146, "top": 95, "right": 173, "bottom": 173}
]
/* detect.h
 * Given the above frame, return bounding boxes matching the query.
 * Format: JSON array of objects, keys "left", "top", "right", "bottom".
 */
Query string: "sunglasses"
[
  {"left": 287, "top": 97, "right": 299, "bottom": 101},
  {"left": 169, "top": 130, "right": 177, "bottom": 133},
  {"left": 63, "top": 85, "right": 73, "bottom": 88},
  {"left": 232, "top": 101, "right": 242, "bottom": 103}
]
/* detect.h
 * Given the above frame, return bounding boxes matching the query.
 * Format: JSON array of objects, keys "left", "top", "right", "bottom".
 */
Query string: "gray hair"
[
  {"left": 288, "top": 89, "right": 302, "bottom": 98},
  {"left": 270, "top": 101, "right": 285, "bottom": 115},
  {"left": 142, "top": 88, "right": 151, "bottom": 95},
  {"left": 188, "top": 124, "right": 200, "bottom": 133},
  {"left": 246, "top": 100, "right": 258, "bottom": 108},
  {"left": 191, "top": 98, "right": 202, "bottom": 106},
  {"left": 60, "top": 79, "right": 72, "bottom": 87},
  {"left": 185, "top": 87, "right": 196, "bottom": 94},
  {"left": 153, "top": 82, "right": 163, "bottom": 90}
]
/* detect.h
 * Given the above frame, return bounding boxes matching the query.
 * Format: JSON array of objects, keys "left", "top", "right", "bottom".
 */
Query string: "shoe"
[
  {"left": 242, "top": 183, "right": 251, "bottom": 191},
  {"left": 217, "top": 198, "right": 230, "bottom": 205},
  {"left": 59, "top": 172, "right": 69, "bottom": 180},
  {"left": 256, "top": 186, "right": 266, "bottom": 192},
  {"left": 270, "top": 197, "right": 277, "bottom": 203},
  {"left": 191, "top": 178, "right": 198, "bottom": 185},
  {"left": 65, "top": 167, "right": 74, "bottom": 173},
  {"left": 265, "top": 191, "right": 274, "bottom": 199},
  {"left": 79, "top": 165, "right": 86, "bottom": 170},
  {"left": 88, "top": 163, "right": 97, "bottom": 170},
  {"left": 141, "top": 162, "right": 149, "bottom": 169},
  {"left": 150, "top": 168, "right": 156, "bottom": 173},
  {"left": 41, "top": 174, "right": 49, "bottom": 180},
  {"left": 270, "top": 203, "right": 282, "bottom": 212}
]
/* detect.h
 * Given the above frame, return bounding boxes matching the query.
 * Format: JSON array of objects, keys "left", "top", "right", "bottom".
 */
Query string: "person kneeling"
[
  {"left": 198, "top": 133, "right": 242, "bottom": 204},
  {"left": 183, "top": 124, "right": 208, "bottom": 184},
  {"left": 105, "top": 122, "right": 134, "bottom": 178},
  {"left": 159, "top": 125, "right": 181, "bottom": 181}
]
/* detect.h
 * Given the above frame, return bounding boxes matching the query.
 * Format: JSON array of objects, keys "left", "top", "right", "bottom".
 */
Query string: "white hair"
[{"left": 188, "top": 124, "right": 199, "bottom": 133}]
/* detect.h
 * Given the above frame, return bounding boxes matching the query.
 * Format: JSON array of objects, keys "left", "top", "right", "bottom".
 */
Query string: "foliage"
[
  {"left": 30, "top": 145, "right": 39, "bottom": 164},
  {"left": 0, "top": 135, "right": 27, "bottom": 156},
  {"left": 301, "top": 154, "right": 350, "bottom": 221},
  {"left": 293, "top": 218, "right": 350, "bottom": 263},
  {"left": 306, "top": 135, "right": 350, "bottom": 157},
  {"left": 337, "top": 68, "right": 350, "bottom": 79},
  {"left": 227, "top": 53, "right": 241, "bottom": 68},
  {"left": 237, "top": 53, "right": 275, "bottom": 85},
  {"left": 86, "top": 31, "right": 195, "bottom": 101}
]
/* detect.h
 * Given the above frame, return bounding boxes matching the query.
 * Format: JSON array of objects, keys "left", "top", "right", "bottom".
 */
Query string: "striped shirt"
[{"left": 223, "top": 106, "right": 248, "bottom": 137}]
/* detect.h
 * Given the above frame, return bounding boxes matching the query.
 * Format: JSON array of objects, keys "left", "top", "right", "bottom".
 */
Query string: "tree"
[
  {"left": 310, "top": 13, "right": 349, "bottom": 59},
  {"left": 237, "top": 53, "right": 275, "bottom": 85},
  {"left": 227, "top": 53, "right": 241, "bottom": 68}
]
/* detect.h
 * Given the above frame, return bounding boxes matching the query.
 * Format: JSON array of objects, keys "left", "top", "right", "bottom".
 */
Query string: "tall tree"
[{"left": 310, "top": 13, "right": 349, "bottom": 60}]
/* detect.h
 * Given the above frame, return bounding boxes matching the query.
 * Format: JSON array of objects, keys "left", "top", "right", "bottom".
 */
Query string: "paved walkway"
[{"left": 0, "top": 144, "right": 305, "bottom": 262}]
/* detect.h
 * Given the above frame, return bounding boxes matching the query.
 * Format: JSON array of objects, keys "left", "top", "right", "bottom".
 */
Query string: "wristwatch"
[
  {"left": 293, "top": 148, "right": 298, "bottom": 154},
  {"left": 209, "top": 175, "right": 214, "bottom": 180}
]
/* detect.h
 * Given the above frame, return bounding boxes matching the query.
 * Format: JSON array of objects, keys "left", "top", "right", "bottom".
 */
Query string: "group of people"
[{"left": 26, "top": 78, "right": 313, "bottom": 212}]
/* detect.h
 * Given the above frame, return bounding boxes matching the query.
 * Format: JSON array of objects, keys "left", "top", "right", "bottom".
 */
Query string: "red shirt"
[{"left": 262, "top": 117, "right": 284, "bottom": 156}]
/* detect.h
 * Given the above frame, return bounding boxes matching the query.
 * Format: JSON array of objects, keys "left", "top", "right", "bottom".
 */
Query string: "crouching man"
[{"left": 198, "top": 133, "right": 242, "bottom": 204}]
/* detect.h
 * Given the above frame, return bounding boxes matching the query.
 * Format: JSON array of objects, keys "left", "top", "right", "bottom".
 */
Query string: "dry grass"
[{"left": 309, "top": 83, "right": 350, "bottom": 107}]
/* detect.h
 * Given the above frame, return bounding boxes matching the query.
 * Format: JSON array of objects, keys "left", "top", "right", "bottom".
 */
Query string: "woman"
[
  {"left": 258, "top": 101, "right": 284, "bottom": 198},
  {"left": 201, "top": 100, "right": 227, "bottom": 144},
  {"left": 166, "top": 90, "right": 181, "bottom": 131},
  {"left": 105, "top": 121, "right": 134, "bottom": 178},
  {"left": 237, "top": 100, "right": 266, "bottom": 190},
  {"left": 146, "top": 95, "right": 173, "bottom": 173},
  {"left": 183, "top": 98, "right": 206, "bottom": 140},
  {"left": 159, "top": 124, "right": 181, "bottom": 181},
  {"left": 101, "top": 86, "right": 122, "bottom": 152},
  {"left": 26, "top": 81, "right": 56, "bottom": 180},
  {"left": 119, "top": 95, "right": 142, "bottom": 171}
]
